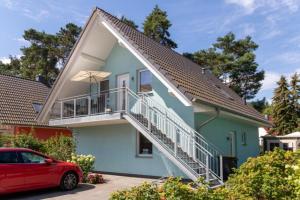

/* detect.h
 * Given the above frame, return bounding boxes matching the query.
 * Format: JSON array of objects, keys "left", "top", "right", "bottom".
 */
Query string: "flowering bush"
[
  {"left": 68, "top": 153, "right": 95, "bottom": 182},
  {"left": 226, "top": 148, "right": 298, "bottom": 200},
  {"left": 87, "top": 173, "right": 105, "bottom": 184}
]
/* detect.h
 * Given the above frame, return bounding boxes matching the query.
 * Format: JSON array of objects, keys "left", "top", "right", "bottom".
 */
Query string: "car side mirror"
[{"left": 45, "top": 158, "right": 53, "bottom": 165}]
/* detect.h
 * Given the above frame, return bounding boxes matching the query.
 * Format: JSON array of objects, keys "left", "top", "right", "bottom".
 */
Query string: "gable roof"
[
  {"left": 0, "top": 74, "right": 50, "bottom": 126},
  {"left": 96, "top": 8, "right": 269, "bottom": 125},
  {"left": 37, "top": 7, "right": 270, "bottom": 125}
]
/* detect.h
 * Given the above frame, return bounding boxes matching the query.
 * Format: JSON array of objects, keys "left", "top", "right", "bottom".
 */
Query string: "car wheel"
[{"left": 60, "top": 172, "right": 78, "bottom": 191}]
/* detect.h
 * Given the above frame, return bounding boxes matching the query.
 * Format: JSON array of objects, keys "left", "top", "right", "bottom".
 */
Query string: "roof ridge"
[{"left": 0, "top": 73, "right": 51, "bottom": 87}]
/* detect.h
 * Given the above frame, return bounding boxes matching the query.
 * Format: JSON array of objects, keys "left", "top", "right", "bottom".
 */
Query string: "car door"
[
  {"left": 0, "top": 151, "right": 25, "bottom": 193},
  {"left": 19, "top": 151, "right": 58, "bottom": 189}
]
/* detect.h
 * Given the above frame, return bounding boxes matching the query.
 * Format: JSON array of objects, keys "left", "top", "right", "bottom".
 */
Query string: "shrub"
[
  {"left": 68, "top": 153, "right": 95, "bottom": 181},
  {"left": 10, "top": 133, "right": 43, "bottom": 151},
  {"left": 87, "top": 173, "right": 105, "bottom": 184},
  {"left": 110, "top": 177, "right": 227, "bottom": 200},
  {"left": 43, "top": 135, "right": 76, "bottom": 161},
  {"left": 225, "top": 148, "right": 298, "bottom": 200},
  {"left": 161, "top": 177, "right": 196, "bottom": 200},
  {"left": 287, "top": 153, "right": 300, "bottom": 199},
  {"left": 0, "top": 134, "right": 12, "bottom": 147},
  {"left": 110, "top": 182, "right": 160, "bottom": 200}
]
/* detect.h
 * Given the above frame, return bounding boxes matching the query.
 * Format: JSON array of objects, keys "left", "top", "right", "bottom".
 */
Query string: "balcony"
[{"left": 49, "top": 88, "right": 128, "bottom": 127}]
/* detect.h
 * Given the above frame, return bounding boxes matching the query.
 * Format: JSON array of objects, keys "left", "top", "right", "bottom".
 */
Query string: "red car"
[{"left": 0, "top": 148, "right": 83, "bottom": 194}]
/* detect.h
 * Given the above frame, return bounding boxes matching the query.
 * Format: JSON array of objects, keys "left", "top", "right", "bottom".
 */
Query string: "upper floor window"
[{"left": 138, "top": 69, "right": 152, "bottom": 92}]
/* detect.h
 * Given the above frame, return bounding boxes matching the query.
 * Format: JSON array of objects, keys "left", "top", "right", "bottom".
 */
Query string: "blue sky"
[{"left": 0, "top": 0, "right": 300, "bottom": 101}]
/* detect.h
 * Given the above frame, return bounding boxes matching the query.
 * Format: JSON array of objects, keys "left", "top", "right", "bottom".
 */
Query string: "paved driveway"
[{"left": 3, "top": 175, "right": 157, "bottom": 200}]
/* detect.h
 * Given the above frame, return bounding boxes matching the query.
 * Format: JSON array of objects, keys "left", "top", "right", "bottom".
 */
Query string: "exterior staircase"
[{"left": 122, "top": 88, "right": 224, "bottom": 188}]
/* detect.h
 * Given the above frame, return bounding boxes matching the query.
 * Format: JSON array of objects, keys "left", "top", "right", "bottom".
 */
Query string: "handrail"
[
  {"left": 128, "top": 88, "right": 223, "bottom": 155},
  {"left": 125, "top": 88, "right": 222, "bottom": 182}
]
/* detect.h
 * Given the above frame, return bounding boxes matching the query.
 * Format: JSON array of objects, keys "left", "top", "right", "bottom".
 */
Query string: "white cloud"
[
  {"left": 242, "top": 24, "right": 256, "bottom": 36},
  {"left": 277, "top": 52, "right": 300, "bottom": 64},
  {"left": 23, "top": 9, "right": 49, "bottom": 22},
  {"left": 262, "top": 71, "right": 281, "bottom": 91},
  {"left": 2, "top": 0, "right": 14, "bottom": 9},
  {"left": 225, "top": 0, "right": 256, "bottom": 13},
  {"left": 261, "top": 68, "right": 300, "bottom": 91},
  {"left": 0, "top": 57, "right": 10, "bottom": 64},
  {"left": 225, "top": 0, "right": 300, "bottom": 14}
]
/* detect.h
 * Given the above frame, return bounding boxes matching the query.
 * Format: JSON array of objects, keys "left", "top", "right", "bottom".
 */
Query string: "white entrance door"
[{"left": 117, "top": 73, "right": 129, "bottom": 111}]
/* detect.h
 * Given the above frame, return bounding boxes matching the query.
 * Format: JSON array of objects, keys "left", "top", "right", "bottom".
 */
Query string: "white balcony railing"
[{"left": 50, "top": 88, "right": 126, "bottom": 120}]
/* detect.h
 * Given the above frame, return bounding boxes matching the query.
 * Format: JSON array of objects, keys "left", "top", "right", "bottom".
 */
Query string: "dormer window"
[{"left": 32, "top": 103, "right": 43, "bottom": 113}]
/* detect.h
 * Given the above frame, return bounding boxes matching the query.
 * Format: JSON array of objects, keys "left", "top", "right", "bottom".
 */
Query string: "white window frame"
[{"left": 136, "top": 131, "right": 153, "bottom": 158}]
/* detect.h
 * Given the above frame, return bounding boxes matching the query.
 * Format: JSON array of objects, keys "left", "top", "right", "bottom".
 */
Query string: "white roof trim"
[{"left": 100, "top": 18, "right": 192, "bottom": 107}]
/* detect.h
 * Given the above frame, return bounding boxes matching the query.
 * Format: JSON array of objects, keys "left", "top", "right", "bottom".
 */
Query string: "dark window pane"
[
  {"left": 21, "top": 152, "right": 45, "bottom": 164},
  {"left": 32, "top": 103, "right": 43, "bottom": 113},
  {"left": 139, "top": 133, "right": 152, "bottom": 155},
  {"left": 0, "top": 152, "right": 19, "bottom": 163},
  {"left": 270, "top": 142, "right": 279, "bottom": 151},
  {"left": 100, "top": 80, "right": 109, "bottom": 92},
  {"left": 139, "top": 70, "right": 152, "bottom": 92}
]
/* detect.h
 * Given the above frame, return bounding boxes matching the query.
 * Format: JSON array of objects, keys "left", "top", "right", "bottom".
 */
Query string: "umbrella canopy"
[{"left": 71, "top": 70, "right": 111, "bottom": 82}]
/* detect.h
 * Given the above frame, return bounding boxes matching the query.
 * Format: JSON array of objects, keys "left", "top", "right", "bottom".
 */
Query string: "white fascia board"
[{"left": 100, "top": 20, "right": 192, "bottom": 107}]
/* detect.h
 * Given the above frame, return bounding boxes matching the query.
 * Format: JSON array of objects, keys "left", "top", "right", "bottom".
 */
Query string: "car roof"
[{"left": 0, "top": 147, "right": 34, "bottom": 152}]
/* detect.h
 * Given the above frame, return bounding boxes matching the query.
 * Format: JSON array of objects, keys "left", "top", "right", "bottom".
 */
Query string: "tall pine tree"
[
  {"left": 271, "top": 76, "right": 297, "bottom": 135},
  {"left": 143, "top": 5, "right": 177, "bottom": 49},
  {"left": 290, "top": 73, "right": 300, "bottom": 130},
  {"left": 184, "top": 32, "right": 264, "bottom": 100}
]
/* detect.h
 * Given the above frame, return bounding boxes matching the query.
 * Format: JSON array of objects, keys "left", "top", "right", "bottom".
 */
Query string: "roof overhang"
[{"left": 193, "top": 100, "right": 272, "bottom": 127}]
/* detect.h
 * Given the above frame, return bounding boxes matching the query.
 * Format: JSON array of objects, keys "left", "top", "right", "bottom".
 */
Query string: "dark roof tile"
[
  {"left": 97, "top": 8, "right": 269, "bottom": 124},
  {"left": 0, "top": 74, "right": 50, "bottom": 126}
]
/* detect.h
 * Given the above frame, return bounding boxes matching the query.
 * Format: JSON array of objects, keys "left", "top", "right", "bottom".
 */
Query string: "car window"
[
  {"left": 0, "top": 151, "right": 19, "bottom": 164},
  {"left": 21, "top": 152, "right": 46, "bottom": 164}
]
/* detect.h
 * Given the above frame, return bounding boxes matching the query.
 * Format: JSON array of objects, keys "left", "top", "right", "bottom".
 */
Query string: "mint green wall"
[
  {"left": 194, "top": 113, "right": 260, "bottom": 166},
  {"left": 101, "top": 43, "right": 194, "bottom": 127},
  {"left": 74, "top": 124, "right": 187, "bottom": 177}
]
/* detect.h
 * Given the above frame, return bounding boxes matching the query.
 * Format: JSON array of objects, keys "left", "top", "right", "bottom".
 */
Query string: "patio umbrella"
[{"left": 71, "top": 70, "right": 111, "bottom": 95}]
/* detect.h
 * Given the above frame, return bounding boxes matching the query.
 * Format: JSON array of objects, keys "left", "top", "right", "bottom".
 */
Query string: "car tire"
[{"left": 60, "top": 171, "right": 78, "bottom": 191}]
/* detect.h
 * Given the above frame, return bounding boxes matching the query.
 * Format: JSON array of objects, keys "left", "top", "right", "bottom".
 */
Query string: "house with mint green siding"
[{"left": 37, "top": 8, "right": 270, "bottom": 188}]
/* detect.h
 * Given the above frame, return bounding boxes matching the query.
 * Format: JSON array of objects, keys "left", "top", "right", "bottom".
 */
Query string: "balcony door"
[{"left": 117, "top": 73, "right": 129, "bottom": 111}]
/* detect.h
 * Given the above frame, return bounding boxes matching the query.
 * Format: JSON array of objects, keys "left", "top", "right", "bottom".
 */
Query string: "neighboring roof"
[
  {"left": 0, "top": 74, "right": 50, "bottom": 126},
  {"left": 263, "top": 132, "right": 300, "bottom": 138},
  {"left": 283, "top": 132, "right": 300, "bottom": 137},
  {"left": 96, "top": 8, "right": 269, "bottom": 125}
]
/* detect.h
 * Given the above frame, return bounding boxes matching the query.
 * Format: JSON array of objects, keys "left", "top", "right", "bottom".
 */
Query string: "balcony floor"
[{"left": 49, "top": 112, "right": 128, "bottom": 127}]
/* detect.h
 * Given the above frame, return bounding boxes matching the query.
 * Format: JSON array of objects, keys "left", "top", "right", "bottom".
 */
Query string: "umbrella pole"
[{"left": 89, "top": 73, "right": 92, "bottom": 96}]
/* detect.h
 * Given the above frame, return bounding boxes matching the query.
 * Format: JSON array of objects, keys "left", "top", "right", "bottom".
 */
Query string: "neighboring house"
[
  {"left": 0, "top": 74, "right": 72, "bottom": 140},
  {"left": 259, "top": 127, "right": 269, "bottom": 146},
  {"left": 262, "top": 132, "right": 300, "bottom": 152},
  {"left": 37, "top": 8, "right": 270, "bottom": 187}
]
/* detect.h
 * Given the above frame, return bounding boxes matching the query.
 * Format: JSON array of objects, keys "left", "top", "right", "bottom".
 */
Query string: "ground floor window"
[{"left": 137, "top": 132, "right": 152, "bottom": 156}]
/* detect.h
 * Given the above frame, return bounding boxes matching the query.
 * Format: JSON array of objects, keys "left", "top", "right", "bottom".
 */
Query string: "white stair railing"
[{"left": 124, "top": 88, "right": 223, "bottom": 184}]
